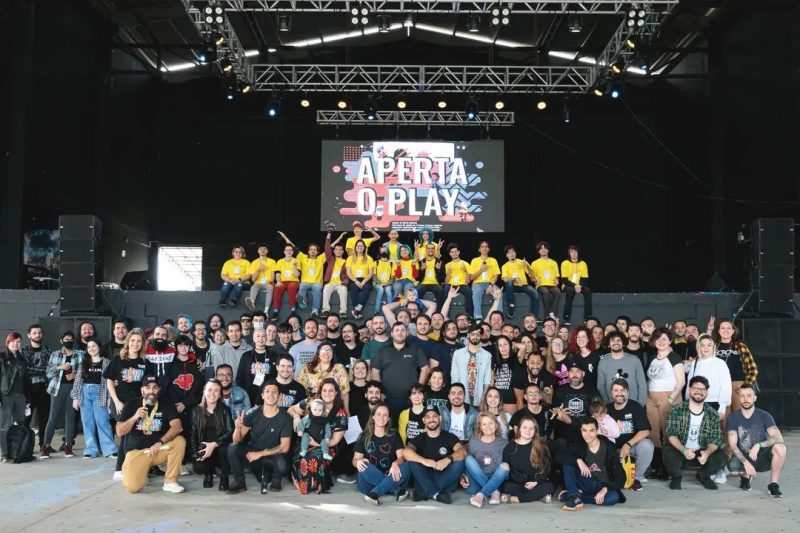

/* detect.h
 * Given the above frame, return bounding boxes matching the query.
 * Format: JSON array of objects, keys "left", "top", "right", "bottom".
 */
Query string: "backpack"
[{"left": 7, "top": 424, "right": 35, "bottom": 463}]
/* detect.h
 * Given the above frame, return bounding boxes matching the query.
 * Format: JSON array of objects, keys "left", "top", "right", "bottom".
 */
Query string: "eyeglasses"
[
  {"left": 690, "top": 386, "right": 708, "bottom": 392},
  {"left": 216, "top": 373, "right": 233, "bottom": 378}
]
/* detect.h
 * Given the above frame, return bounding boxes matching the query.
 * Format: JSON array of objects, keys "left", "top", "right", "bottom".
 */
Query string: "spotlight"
[
  {"left": 278, "top": 14, "right": 291, "bottom": 32},
  {"left": 220, "top": 58, "right": 233, "bottom": 74},
  {"left": 609, "top": 82, "right": 624, "bottom": 99},
  {"left": 361, "top": 16, "right": 368, "bottom": 25},
  {"left": 592, "top": 80, "right": 607, "bottom": 97},
  {"left": 364, "top": 96, "right": 378, "bottom": 120},
  {"left": 351, "top": 16, "right": 359, "bottom": 25},
  {"left": 627, "top": 6, "right": 646, "bottom": 27},
  {"left": 204, "top": 6, "right": 214, "bottom": 24},
  {"left": 239, "top": 81, "right": 253, "bottom": 94},
  {"left": 352, "top": 4, "right": 370, "bottom": 25},
  {"left": 300, "top": 98, "right": 311, "bottom": 108},
  {"left": 337, "top": 99, "right": 348, "bottom": 109},
  {"left": 379, "top": 16, "right": 391, "bottom": 33},
  {"left": 624, "top": 35, "right": 640, "bottom": 50},
  {"left": 568, "top": 15, "right": 583, "bottom": 33},
  {"left": 223, "top": 76, "right": 236, "bottom": 101},
  {"left": 467, "top": 15, "right": 480, "bottom": 33},
  {"left": 491, "top": 5, "right": 510, "bottom": 26},
  {"left": 396, "top": 98, "right": 407, "bottom": 110},
  {"left": 494, "top": 99, "right": 505, "bottom": 110},
  {"left": 465, "top": 97, "right": 478, "bottom": 121},
  {"left": 211, "top": 32, "right": 224, "bottom": 47},
  {"left": 562, "top": 100, "right": 570, "bottom": 124},
  {"left": 204, "top": 5, "right": 224, "bottom": 25},
  {"left": 611, "top": 60, "right": 625, "bottom": 75},
  {"left": 536, "top": 99, "right": 547, "bottom": 111},
  {"left": 266, "top": 97, "right": 281, "bottom": 118},
  {"left": 437, "top": 99, "right": 447, "bottom": 109}
]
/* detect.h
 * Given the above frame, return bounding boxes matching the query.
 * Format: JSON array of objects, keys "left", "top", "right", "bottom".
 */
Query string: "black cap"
[
  {"left": 142, "top": 375, "right": 159, "bottom": 386},
  {"left": 567, "top": 360, "right": 584, "bottom": 371},
  {"left": 422, "top": 405, "right": 440, "bottom": 416}
]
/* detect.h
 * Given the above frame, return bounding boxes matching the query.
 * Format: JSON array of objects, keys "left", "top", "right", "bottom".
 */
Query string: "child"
[
  {"left": 297, "top": 399, "right": 333, "bottom": 460},
  {"left": 589, "top": 397, "right": 620, "bottom": 443}
]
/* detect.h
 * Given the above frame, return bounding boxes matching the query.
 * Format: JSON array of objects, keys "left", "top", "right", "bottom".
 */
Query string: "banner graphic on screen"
[{"left": 320, "top": 140, "right": 504, "bottom": 232}]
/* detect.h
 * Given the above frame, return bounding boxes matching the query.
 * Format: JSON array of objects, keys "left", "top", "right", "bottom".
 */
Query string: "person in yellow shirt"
[
  {"left": 219, "top": 245, "right": 251, "bottom": 308},
  {"left": 271, "top": 244, "right": 300, "bottom": 320},
  {"left": 345, "top": 221, "right": 379, "bottom": 256},
  {"left": 345, "top": 240, "right": 375, "bottom": 320},
  {"left": 443, "top": 243, "right": 474, "bottom": 317},
  {"left": 560, "top": 245, "right": 592, "bottom": 325},
  {"left": 414, "top": 226, "right": 443, "bottom": 261},
  {"left": 321, "top": 232, "right": 349, "bottom": 319},
  {"left": 418, "top": 243, "right": 444, "bottom": 310},
  {"left": 468, "top": 241, "right": 501, "bottom": 320},
  {"left": 530, "top": 241, "right": 561, "bottom": 320},
  {"left": 244, "top": 243, "right": 276, "bottom": 314},
  {"left": 278, "top": 231, "right": 327, "bottom": 318},
  {"left": 380, "top": 229, "right": 405, "bottom": 263},
  {"left": 373, "top": 245, "right": 395, "bottom": 316},
  {"left": 501, "top": 244, "right": 539, "bottom": 319},
  {"left": 392, "top": 245, "right": 418, "bottom": 296}
]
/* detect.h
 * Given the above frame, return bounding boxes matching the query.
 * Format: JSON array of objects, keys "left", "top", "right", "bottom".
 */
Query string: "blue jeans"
[
  {"left": 374, "top": 284, "right": 393, "bottom": 314},
  {"left": 220, "top": 281, "right": 247, "bottom": 303},
  {"left": 443, "top": 284, "right": 473, "bottom": 317},
  {"left": 464, "top": 455, "right": 509, "bottom": 497},
  {"left": 393, "top": 279, "right": 415, "bottom": 296},
  {"left": 348, "top": 281, "right": 372, "bottom": 310},
  {"left": 79, "top": 384, "right": 117, "bottom": 457},
  {"left": 357, "top": 462, "right": 410, "bottom": 497},
  {"left": 298, "top": 282, "right": 322, "bottom": 311},
  {"left": 562, "top": 464, "right": 620, "bottom": 505},
  {"left": 471, "top": 282, "right": 500, "bottom": 319},
  {"left": 408, "top": 459, "right": 465, "bottom": 499},
  {"left": 504, "top": 282, "right": 539, "bottom": 316}
]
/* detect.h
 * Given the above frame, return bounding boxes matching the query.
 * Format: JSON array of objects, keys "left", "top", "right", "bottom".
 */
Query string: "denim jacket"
[
  {"left": 222, "top": 385, "right": 251, "bottom": 422},
  {"left": 46, "top": 349, "right": 85, "bottom": 396},
  {"left": 441, "top": 405, "right": 478, "bottom": 442}
]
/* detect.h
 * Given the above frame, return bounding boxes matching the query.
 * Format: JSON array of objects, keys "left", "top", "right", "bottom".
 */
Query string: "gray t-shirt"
[
  {"left": 597, "top": 353, "right": 647, "bottom": 405},
  {"left": 468, "top": 436, "right": 508, "bottom": 475},
  {"left": 289, "top": 340, "right": 320, "bottom": 378},
  {"left": 371, "top": 342, "right": 428, "bottom": 398},
  {"left": 727, "top": 408, "right": 776, "bottom": 453}
]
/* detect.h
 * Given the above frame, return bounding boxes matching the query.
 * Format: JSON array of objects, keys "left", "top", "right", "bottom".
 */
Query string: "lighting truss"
[
  {"left": 317, "top": 110, "right": 514, "bottom": 126},
  {"left": 182, "top": 1, "right": 253, "bottom": 80},
  {"left": 254, "top": 65, "right": 594, "bottom": 93},
  {"left": 209, "top": 1, "right": 679, "bottom": 16}
]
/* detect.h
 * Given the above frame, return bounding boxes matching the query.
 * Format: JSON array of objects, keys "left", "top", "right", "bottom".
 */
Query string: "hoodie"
[
  {"left": 167, "top": 352, "right": 204, "bottom": 413},
  {"left": 145, "top": 342, "right": 176, "bottom": 389}
]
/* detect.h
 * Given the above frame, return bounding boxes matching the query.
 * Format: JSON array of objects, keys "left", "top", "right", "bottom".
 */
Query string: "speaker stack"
[
  {"left": 749, "top": 218, "right": 795, "bottom": 317},
  {"left": 59, "top": 215, "right": 103, "bottom": 313}
]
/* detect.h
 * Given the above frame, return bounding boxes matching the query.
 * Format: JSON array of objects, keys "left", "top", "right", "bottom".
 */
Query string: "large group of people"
[{"left": 0, "top": 227, "right": 789, "bottom": 507}]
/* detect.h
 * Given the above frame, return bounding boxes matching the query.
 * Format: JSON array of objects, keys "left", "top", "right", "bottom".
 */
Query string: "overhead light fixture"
[
  {"left": 211, "top": 32, "right": 224, "bottom": 47},
  {"left": 494, "top": 99, "right": 505, "bottom": 110},
  {"left": 204, "top": 5, "right": 224, "bottom": 25},
  {"left": 396, "top": 98, "right": 407, "bottom": 110},
  {"left": 465, "top": 97, "right": 478, "bottom": 121},
  {"left": 220, "top": 58, "right": 233, "bottom": 73},
  {"left": 609, "top": 82, "right": 624, "bottom": 99},
  {"left": 352, "top": 3, "right": 370, "bottom": 25},
  {"left": 611, "top": 59, "right": 625, "bottom": 75},
  {"left": 266, "top": 96, "right": 281, "bottom": 118},
  {"left": 536, "top": 99, "right": 547, "bottom": 111},
  {"left": 437, "top": 99, "right": 447, "bottom": 109},
  {"left": 562, "top": 100, "right": 571, "bottom": 124},
  {"left": 364, "top": 96, "right": 378, "bottom": 120},
  {"left": 568, "top": 14, "right": 582, "bottom": 33},
  {"left": 278, "top": 14, "right": 291, "bottom": 32},
  {"left": 379, "top": 16, "right": 391, "bottom": 33},
  {"left": 624, "top": 35, "right": 640, "bottom": 50},
  {"left": 491, "top": 5, "right": 510, "bottom": 26},
  {"left": 337, "top": 99, "right": 348, "bottom": 110},
  {"left": 239, "top": 81, "right": 253, "bottom": 94},
  {"left": 592, "top": 80, "right": 607, "bottom": 97},
  {"left": 300, "top": 98, "right": 311, "bottom": 108},
  {"left": 223, "top": 76, "right": 236, "bottom": 101},
  {"left": 627, "top": 7, "right": 646, "bottom": 27},
  {"left": 467, "top": 15, "right": 480, "bottom": 33}
]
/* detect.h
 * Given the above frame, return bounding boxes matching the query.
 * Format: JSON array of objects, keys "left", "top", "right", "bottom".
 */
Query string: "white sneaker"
[
  {"left": 712, "top": 471, "right": 727, "bottom": 484},
  {"left": 180, "top": 467, "right": 190, "bottom": 476},
  {"left": 112, "top": 471, "right": 123, "bottom": 481},
  {"left": 162, "top": 482, "right": 185, "bottom": 493}
]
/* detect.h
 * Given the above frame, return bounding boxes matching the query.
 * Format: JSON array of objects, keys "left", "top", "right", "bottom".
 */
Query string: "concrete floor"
[{"left": 3, "top": 433, "right": 799, "bottom": 533}]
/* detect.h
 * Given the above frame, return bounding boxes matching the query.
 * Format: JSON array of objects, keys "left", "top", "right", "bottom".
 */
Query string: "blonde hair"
[
  {"left": 474, "top": 411, "right": 502, "bottom": 438},
  {"left": 120, "top": 328, "right": 146, "bottom": 359}
]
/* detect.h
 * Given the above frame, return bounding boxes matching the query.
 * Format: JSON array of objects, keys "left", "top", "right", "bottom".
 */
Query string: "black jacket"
[
  {"left": 0, "top": 351, "right": 26, "bottom": 397},
  {"left": 555, "top": 434, "right": 627, "bottom": 491},
  {"left": 190, "top": 403, "right": 234, "bottom": 454},
  {"left": 167, "top": 353, "right": 205, "bottom": 413}
]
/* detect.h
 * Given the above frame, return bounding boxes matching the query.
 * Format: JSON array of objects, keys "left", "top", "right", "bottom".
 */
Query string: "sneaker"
[
  {"left": 631, "top": 480, "right": 644, "bottom": 491},
  {"left": 218, "top": 300, "right": 228, "bottom": 308},
  {"left": 112, "top": 471, "right": 123, "bottom": 481},
  {"left": 297, "top": 294, "right": 307, "bottom": 309},
  {"left": 434, "top": 491, "right": 452, "bottom": 504},
  {"left": 557, "top": 490, "right": 570, "bottom": 503},
  {"left": 180, "top": 467, "right": 191, "bottom": 476},
  {"left": 739, "top": 477, "right": 752, "bottom": 491},
  {"left": 697, "top": 473, "right": 718, "bottom": 490},
  {"left": 364, "top": 491, "right": 380, "bottom": 506},
  {"left": 107, "top": 453, "right": 118, "bottom": 458},
  {"left": 83, "top": 454, "right": 93, "bottom": 459},
  {"left": 339, "top": 312, "right": 347, "bottom": 319},
  {"left": 321, "top": 310, "right": 330, "bottom": 318},
  {"left": 270, "top": 480, "right": 282, "bottom": 492},
  {"left": 563, "top": 320, "right": 571, "bottom": 326},
  {"left": 506, "top": 305, "right": 515, "bottom": 319},
  {"left": 229, "top": 299, "right": 238, "bottom": 307},
  {"left": 412, "top": 488, "right": 426, "bottom": 502},
  {"left": 63, "top": 445, "right": 74, "bottom": 458},
  {"left": 0, "top": 456, "right": 7, "bottom": 463},
  {"left": 712, "top": 471, "right": 727, "bottom": 484},
  {"left": 162, "top": 482, "right": 185, "bottom": 494},
  {"left": 270, "top": 311, "right": 279, "bottom": 321},
  {"left": 548, "top": 312, "right": 557, "bottom": 321},
  {"left": 322, "top": 453, "right": 333, "bottom": 461},
  {"left": 396, "top": 489, "right": 409, "bottom": 502},
  {"left": 244, "top": 297, "right": 255, "bottom": 311},
  {"left": 489, "top": 491, "right": 501, "bottom": 505},
  {"left": 669, "top": 477, "right": 682, "bottom": 490},
  {"left": 39, "top": 445, "right": 52, "bottom": 459},
  {"left": 561, "top": 498, "right": 584, "bottom": 511},
  {"left": 311, "top": 310, "right": 319, "bottom": 318},
  {"left": 541, "top": 494, "right": 552, "bottom": 504},
  {"left": 226, "top": 483, "right": 247, "bottom": 495},
  {"left": 767, "top": 483, "right": 783, "bottom": 498},
  {"left": 337, "top": 474, "right": 357, "bottom": 484},
  {"left": 351, "top": 308, "right": 362, "bottom": 320}
]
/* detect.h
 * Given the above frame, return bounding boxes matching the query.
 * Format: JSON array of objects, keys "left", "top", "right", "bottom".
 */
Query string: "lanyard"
[{"left": 141, "top": 399, "right": 159, "bottom": 435}]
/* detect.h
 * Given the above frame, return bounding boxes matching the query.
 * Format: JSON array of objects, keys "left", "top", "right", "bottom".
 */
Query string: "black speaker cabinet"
[
  {"left": 750, "top": 218, "right": 795, "bottom": 317},
  {"left": 59, "top": 215, "right": 103, "bottom": 312}
]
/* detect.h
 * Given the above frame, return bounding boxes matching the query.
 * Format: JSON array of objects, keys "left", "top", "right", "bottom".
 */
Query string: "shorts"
[{"left": 729, "top": 446, "right": 773, "bottom": 473}]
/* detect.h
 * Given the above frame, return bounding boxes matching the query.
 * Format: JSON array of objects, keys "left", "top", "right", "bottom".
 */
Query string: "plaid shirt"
[
  {"left": 665, "top": 401, "right": 724, "bottom": 449},
  {"left": 71, "top": 357, "right": 110, "bottom": 408},
  {"left": 738, "top": 342, "right": 758, "bottom": 383},
  {"left": 46, "top": 349, "right": 85, "bottom": 396}
]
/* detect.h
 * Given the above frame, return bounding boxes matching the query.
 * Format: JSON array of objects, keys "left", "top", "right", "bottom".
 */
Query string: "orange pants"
[{"left": 122, "top": 436, "right": 186, "bottom": 493}]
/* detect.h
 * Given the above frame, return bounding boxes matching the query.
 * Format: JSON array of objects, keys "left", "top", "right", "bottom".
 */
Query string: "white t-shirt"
[
  {"left": 647, "top": 357, "right": 676, "bottom": 392},
  {"left": 449, "top": 410, "right": 466, "bottom": 441},
  {"left": 686, "top": 410, "right": 704, "bottom": 449}
]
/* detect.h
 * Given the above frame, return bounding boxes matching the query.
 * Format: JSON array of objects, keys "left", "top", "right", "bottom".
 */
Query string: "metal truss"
[
  {"left": 212, "top": 1, "right": 678, "bottom": 15},
  {"left": 254, "top": 64, "right": 594, "bottom": 93},
  {"left": 182, "top": 0, "right": 253, "bottom": 80},
  {"left": 317, "top": 110, "right": 514, "bottom": 125}
]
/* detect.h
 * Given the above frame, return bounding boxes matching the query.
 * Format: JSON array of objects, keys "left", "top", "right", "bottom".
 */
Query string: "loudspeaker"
[
  {"left": 750, "top": 218, "right": 795, "bottom": 316},
  {"left": 736, "top": 318, "right": 800, "bottom": 355},
  {"left": 59, "top": 215, "right": 103, "bottom": 313},
  {"left": 120, "top": 270, "right": 155, "bottom": 290}
]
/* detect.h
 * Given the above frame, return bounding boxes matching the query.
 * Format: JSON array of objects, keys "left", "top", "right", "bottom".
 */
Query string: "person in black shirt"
[
  {"left": 334, "top": 322, "right": 362, "bottom": 371},
  {"left": 513, "top": 352, "right": 556, "bottom": 407},
  {"left": 191, "top": 379, "right": 233, "bottom": 489},
  {"left": 1, "top": 332, "right": 28, "bottom": 462},
  {"left": 236, "top": 329, "right": 276, "bottom": 406},
  {"left": 492, "top": 335, "right": 518, "bottom": 411},
  {"left": 501, "top": 415, "right": 554, "bottom": 503},
  {"left": 191, "top": 321, "right": 210, "bottom": 364},
  {"left": 354, "top": 403, "right": 410, "bottom": 505},
  {"left": 403, "top": 406, "right": 467, "bottom": 503},
  {"left": 103, "top": 319, "right": 128, "bottom": 360},
  {"left": 429, "top": 321, "right": 460, "bottom": 385},
  {"left": 509, "top": 383, "right": 550, "bottom": 439},
  {"left": 21, "top": 324, "right": 50, "bottom": 451},
  {"left": 424, "top": 368, "right": 449, "bottom": 412},
  {"left": 117, "top": 375, "right": 187, "bottom": 494},
  {"left": 607, "top": 378, "right": 653, "bottom": 491},
  {"left": 227, "top": 381, "right": 293, "bottom": 494},
  {"left": 550, "top": 363, "right": 601, "bottom": 444},
  {"left": 348, "top": 359, "right": 369, "bottom": 415},
  {"left": 274, "top": 355, "right": 306, "bottom": 409},
  {"left": 168, "top": 336, "right": 205, "bottom": 459}
]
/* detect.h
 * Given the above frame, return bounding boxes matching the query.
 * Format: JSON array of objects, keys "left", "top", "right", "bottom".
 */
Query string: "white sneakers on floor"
[
  {"left": 112, "top": 471, "right": 123, "bottom": 481},
  {"left": 162, "top": 482, "right": 185, "bottom": 493}
]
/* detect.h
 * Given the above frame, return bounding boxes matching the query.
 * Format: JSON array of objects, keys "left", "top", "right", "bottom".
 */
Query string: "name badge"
[
  {"left": 284, "top": 270, "right": 292, "bottom": 278},
  {"left": 356, "top": 269, "right": 363, "bottom": 278},
  {"left": 380, "top": 272, "right": 389, "bottom": 281},
  {"left": 333, "top": 269, "right": 340, "bottom": 278},
  {"left": 402, "top": 267, "right": 409, "bottom": 275},
  {"left": 572, "top": 273, "right": 579, "bottom": 282},
  {"left": 544, "top": 271, "right": 551, "bottom": 280},
  {"left": 253, "top": 367, "right": 266, "bottom": 387},
  {"left": 233, "top": 266, "right": 240, "bottom": 274},
  {"left": 308, "top": 267, "right": 315, "bottom": 276},
  {"left": 426, "top": 269, "right": 434, "bottom": 279},
  {"left": 512, "top": 273, "right": 519, "bottom": 279},
  {"left": 452, "top": 275, "right": 461, "bottom": 284},
  {"left": 481, "top": 271, "right": 488, "bottom": 281}
]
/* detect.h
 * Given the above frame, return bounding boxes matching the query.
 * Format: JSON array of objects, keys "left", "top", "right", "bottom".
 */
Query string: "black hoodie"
[{"left": 167, "top": 352, "right": 205, "bottom": 413}]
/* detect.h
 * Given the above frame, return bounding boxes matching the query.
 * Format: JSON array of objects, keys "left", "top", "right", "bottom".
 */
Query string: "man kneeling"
[{"left": 117, "top": 375, "right": 186, "bottom": 494}]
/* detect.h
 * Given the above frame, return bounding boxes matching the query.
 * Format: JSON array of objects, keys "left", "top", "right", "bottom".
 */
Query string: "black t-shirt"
[
  {"left": 121, "top": 397, "right": 180, "bottom": 451},
  {"left": 607, "top": 400, "right": 651, "bottom": 448},
  {"left": 409, "top": 430, "right": 460, "bottom": 461},
  {"left": 403, "top": 408, "right": 426, "bottom": 442},
  {"left": 84, "top": 359, "right": 104, "bottom": 385},
  {"left": 354, "top": 431, "right": 404, "bottom": 474},
  {"left": 572, "top": 351, "right": 601, "bottom": 390},
  {"left": 333, "top": 342, "right": 362, "bottom": 370},
  {"left": 492, "top": 355, "right": 517, "bottom": 404},
  {"left": 349, "top": 382, "right": 367, "bottom": 415},
  {"left": 716, "top": 342, "right": 744, "bottom": 381},
  {"left": 277, "top": 380, "right": 307, "bottom": 409},
  {"left": 512, "top": 368, "right": 557, "bottom": 394},
  {"left": 103, "top": 341, "right": 125, "bottom": 360},
  {"left": 371, "top": 343, "right": 429, "bottom": 398},
  {"left": 424, "top": 387, "right": 449, "bottom": 412},
  {"left": 509, "top": 405, "right": 550, "bottom": 439},
  {"left": 203, "top": 411, "right": 219, "bottom": 442},
  {"left": 551, "top": 383, "right": 601, "bottom": 441},
  {"left": 584, "top": 440, "right": 610, "bottom": 485},
  {"left": 103, "top": 357, "right": 147, "bottom": 403},
  {"left": 627, "top": 345, "right": 649, "bottom": 369},
  {"left": 243, "top": 406, "right": 293, "bottom": 451},
  {"left": 430, "top": 342, "right": 459, "bottom": 384},
  {"left": 192, "top": 342, "right": 210, "bottom": 363},
  {"left": 60, "top": 354, "right": 75, "bottom": 383}
]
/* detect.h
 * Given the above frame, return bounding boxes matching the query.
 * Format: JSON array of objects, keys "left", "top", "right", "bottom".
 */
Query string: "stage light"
[
  {"left": 491, "top": 5, "right": 510, "bottom": 26},
  {"left": 300, "top": 98, "right": 311, "bottom": 108},
  {"left": 266, "top": 97, "right": 281, "bottom": 117},
  {"left": 568, "top": 15, "right": 583, "bottom": 33},
  {"left": 396, "top": 98, "right": 407, "bottom": 109},
  {"left": 611, "top": 60, "right": 625, "bottom": 75},
  {"left": 239, "top": 81, "right": 253, "bottom": 94},
  {"left": 379, "top": 16, "right": 391, "bottom": 33},
  {"left": 212, "top": 32, "right": 224, "bottom": 47},
  {"left": 337, "top": 99, "right": 348, "bottom": 109},
  {"left": 494, "top": 99, "right": 505, "bottom": 110},
  {"left": 267, "top": 47, "right": 277, "bottom": 53},
  {"left": 465, "top": 97, "right": 478, "bottom": 121},
  {"left": 351, "top": 16, "right": 359, "bottom": 25},
  {"left": 609, "top": 82, "right": 624, "bottom": 99},
  {"left": 437, "top": 99, "right": 447, "bottom": 109},
  {"left": 278, "top": 15, "right": 291, "bottom": 32},
  {"left": 624, "top": 35, "right": 640, "bottom": 50},
  {"left": 223, "top": 76, "right": 236, "bottom": 101},
  {"left": 562, "top": 100, "right": 570, "bottom": 124},
  {"left": 220, "top": 58, "right": 233, "bottom": 73},
  {"left": 467, "top": 15, "right": 480, "bottom": 33},
  {"left": 592, "top": 81, "right": 607, "bottom": 97},
  {"left": 627, "top": 6, "right": 646, "bottom": 27},
  {"left": 364, "top": 96, "right": 378, "bottom": 120},
  {"left": 352, "top": 4, "right": 370, "bottom": 25},
  {"left": 204, "top": 5, "right": 223, "bottom": 25},
  {"left": 199, "top": 35, "right": 217, "bottom": 63},
  {"left": 536, "top": 99, "right": 547, "bottom": 111}
]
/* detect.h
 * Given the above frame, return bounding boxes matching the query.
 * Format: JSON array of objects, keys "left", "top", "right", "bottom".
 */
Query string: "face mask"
[
  {"left": 253, "top": 322, "right": 265, "bottom": 330},
  {"left": 380, "top": 252, "right": 389, "bottom": 259},
  {"left": 62, "top": 340, "right": 74, "bottom": 349},
  {"left": 153, "top": 339, "right": 169, "bottom": 351}
]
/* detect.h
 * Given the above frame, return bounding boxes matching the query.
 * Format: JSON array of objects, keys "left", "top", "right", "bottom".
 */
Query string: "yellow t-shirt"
[
  {"left": 345, "top": 256, "right": 375, "bottom": 280},
  {"left": 345, "top": 237, "right": 375, "bottom": 254},
  {"left": 445, "top": 260, "right": 470, "bottom": 286},
  {"left": 560, "top": 260, "right": 589, "bottom": 286},
  {"left": 420, "top": 258, "right": 440, "bottom": 285},
  {"left": 296, "top": 252, "right": 326, "bottom": 284},
  {"left": 221, "top": 259, "right": 251, "bottom": 281},
  {"left": 247, "top": 257, "right": 276, "bottom": 285},
  {"left": 469, "top": 257, "right": 501, "bottom": 284},
  {"left": 395, "top": 258, "right": 416, "bottom": 282},
  {"left": 274, "top": 258, "right": 300, "bottom": 283},
  {"left": 328, "top": 257, "right": 347, "bottom": 285},
  {"left": 416, "top": 242, "right": 439, "bottom": 261},
  {"left": 375, "top": 259, "right": 394, "bottom": 286},
  {"left": 502, "top": 260, "right": 530, "bottom": 287},
  {"left": 386, "top": 242, "right": 401, "bottom": 262},
  {"left": 531, "top": 258, "right": 560, "bottom": 288}
]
